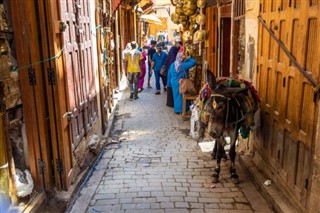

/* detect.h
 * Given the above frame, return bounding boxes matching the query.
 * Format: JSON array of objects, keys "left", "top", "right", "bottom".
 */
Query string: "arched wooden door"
[{"left": 257, "top": 1, "right": 319, "bottom": 210}]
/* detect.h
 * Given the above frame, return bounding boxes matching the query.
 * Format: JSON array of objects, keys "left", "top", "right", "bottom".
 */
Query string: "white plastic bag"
[
  {"left": 14, "top": 169, "right": 34, "bottom": 197},
  {"left": 119, "top": 73, "right": 128, "bottom": 91},
  {"left": 189, "top": 104, "right": 199, "bottom": 140}
]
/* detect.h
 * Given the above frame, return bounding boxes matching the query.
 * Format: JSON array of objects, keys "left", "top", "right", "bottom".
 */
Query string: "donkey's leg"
[
  {"left": 211, "top": 140, "right": 218, "bottom": 159},
  {"left": 212, "top": 137, "right": 224, "bottom": 183},
  {"left": 211, "top": 140, "right": 227, "bottom": 160},
  {"left": 229, "top": 136, "right": 239, "bottom": 184}
]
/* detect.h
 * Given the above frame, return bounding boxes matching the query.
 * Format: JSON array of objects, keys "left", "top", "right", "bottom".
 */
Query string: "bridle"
[{"left": 210, "top": 93, "right": 247, "bottom": 128}]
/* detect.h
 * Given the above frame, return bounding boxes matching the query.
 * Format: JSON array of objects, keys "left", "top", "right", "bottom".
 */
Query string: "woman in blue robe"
[{"left": 167, "top": 53, "right": 196, "bottom": 114}]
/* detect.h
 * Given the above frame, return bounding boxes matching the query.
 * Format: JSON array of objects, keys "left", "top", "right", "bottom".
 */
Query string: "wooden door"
[
  {"left": 58, "top": 0, "right": 98, "bottom": 148},
  {"left": 96, "top": 0, "right": 108, "bottom": 133},
  {"left": 77, "top": 0, "right": 98, "bottom": 136},
  {"left": 38, "top": 0, "right": 76, "bottom": 190},
  {"left": 10, "top": 0, "right": 54, "bottom": 191},
  {"left": 257, "top": 0, "right": 319, "bottom": 210},
  {"left": 52, "top": 0, "right": 97, "bottom": 188},
  {"left": 220, "top": 18, "right": 231, "bottom": 77},
  {"left": 206, "top": 7, "right": 218, "bottom": 75}
]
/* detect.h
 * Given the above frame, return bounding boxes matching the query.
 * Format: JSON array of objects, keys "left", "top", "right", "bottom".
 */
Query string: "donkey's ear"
[{"left": 206, "top": 70, "right": 217, "bottom": 89}]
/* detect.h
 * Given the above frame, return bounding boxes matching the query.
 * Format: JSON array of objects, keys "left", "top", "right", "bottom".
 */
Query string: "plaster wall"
[
  {"left": 309, "top": 100, "right": 320, "bottom": 212},
  {"left": 153, "top": 5, "right": 178, "bottom": 42},
  {"left": 244, "top": 0, "right": 259, "bottom": 83},
  {"left": 244, "top": 0, "right": 259, "bottom": 153}
]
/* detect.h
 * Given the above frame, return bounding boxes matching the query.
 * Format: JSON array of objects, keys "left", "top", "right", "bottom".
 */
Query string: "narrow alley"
[
  {"left": 68, "top": 84, "right": 273, "bottom": 213},
  {"left": 1, "top": 1, "right": 320, "bottom": 213}
]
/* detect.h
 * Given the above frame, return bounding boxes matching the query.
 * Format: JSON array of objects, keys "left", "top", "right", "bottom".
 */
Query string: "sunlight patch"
[{"left": 198, "top": 141, "right": 215, "bottom": 152}]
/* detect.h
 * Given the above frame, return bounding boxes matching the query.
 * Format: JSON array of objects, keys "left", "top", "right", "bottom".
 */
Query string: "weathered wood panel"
[
  {"left": 205, "top": 6, "right": 218, "bottom": 75},
  {"left": 257, "top": 0, "right": 319, "bottom": 211},
  {"left": 10, "top": 0, "right": 54, "bottom": 191},
  {"left": 43, "top": 0, "right": 76, "bottom": 190}
]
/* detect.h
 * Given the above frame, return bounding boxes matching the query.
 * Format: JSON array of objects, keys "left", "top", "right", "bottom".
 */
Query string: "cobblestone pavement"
[{"left": 69, "top": 82, "right": 274, "bottom": 213}]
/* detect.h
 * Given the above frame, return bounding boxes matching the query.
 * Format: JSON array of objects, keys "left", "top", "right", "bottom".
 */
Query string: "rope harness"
[{"left": 210, "top": 94, "right": 247, "bottom": 128}]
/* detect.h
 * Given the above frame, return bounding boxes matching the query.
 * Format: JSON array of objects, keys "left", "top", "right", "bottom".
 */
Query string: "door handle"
[{"left": 63, "top": 111, "right": 74, "bottom": 122}]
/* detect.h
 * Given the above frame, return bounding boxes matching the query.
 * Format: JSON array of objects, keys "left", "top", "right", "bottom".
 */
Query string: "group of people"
[
  {"left": 123, "top": 39, "right": 196, "bottom": 114},
  {"left": 122, "top": 42, "right": 147, "bottom": 100}
]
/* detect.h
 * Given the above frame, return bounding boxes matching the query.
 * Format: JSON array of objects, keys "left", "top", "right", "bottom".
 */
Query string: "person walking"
[
  {"left": 124, "top": 41, "right": 143, "bottom": 100},
  {"left": 147, "top": 40, "right": 157, "bottom": 88},
  {"left": 178, "top": 41, "right": 184, "bottom": 54},
  {"left": 122, "top": 43, "right": 131, "bottom": 60},
  {"left": 163, "top": 41, "right": 180, "bottom": 107},
  {"left": 137, "top": 46, "right": 147, "bottom": 93},
  {"left": 151, "top": 44, "right": 167, "bottom": 95},
  {"left": 167, "top": 53, "right": 196, "bottom": 113}
]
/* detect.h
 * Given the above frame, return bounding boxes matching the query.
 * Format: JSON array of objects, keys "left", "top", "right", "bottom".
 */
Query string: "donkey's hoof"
[
  {"left": 231, "top": 174, "right": 239, "bottom": 184},
  {"left": 211, "top": 176, "right": 219, "bottom": 183},
  {"left": 211, "top": 170, "right": 220, "bottom": 183},
  {"left": 231, "top": 177, "right": 239, "bottom": 184}
]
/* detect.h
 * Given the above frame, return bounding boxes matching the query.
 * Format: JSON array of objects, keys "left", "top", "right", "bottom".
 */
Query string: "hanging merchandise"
[
  {"left": 193, "top": 30, "right": 207, "bottom": 44},
  {"left": 196, "top": 13, "right": 206, "bottom": 25},
  {"left": 197, "top": 0, "right": 206, "bottom": 8},
  {"left": 182, "top": 30, "right": 193, "bottom": 43},
  {"left": 170, "top": 12, "right": 180, "bottom": 24},
  {"left": 183, "top": 0, "right": 197, "bottom": 16}
]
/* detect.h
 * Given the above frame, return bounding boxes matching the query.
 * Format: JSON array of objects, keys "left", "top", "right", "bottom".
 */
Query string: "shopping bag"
[
  {"left": 189, "top": 104, "right": 200, "bottom": 140},
  {"left": 119, "top": 73, "right": 128, "bottom": 91},
  {"left": 179, "top": 78, "right": 196, "bottom": 94}
]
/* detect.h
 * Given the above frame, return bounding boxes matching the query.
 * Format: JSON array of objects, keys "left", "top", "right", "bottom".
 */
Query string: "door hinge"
[
  {"left": 28, "top": 68, "right": 36, "bottom": 86},
  {"left": 48, "top": 68, "right": 56, "bottom": 85},
  {"left": 60, "top": 21, "right": 67, "bottom": 32},
  {"left": 38, "top": 159, "right": 46, "bottom": 175},
  {"left": 56, "top": 159, "right": 63, "bottom": 173}
]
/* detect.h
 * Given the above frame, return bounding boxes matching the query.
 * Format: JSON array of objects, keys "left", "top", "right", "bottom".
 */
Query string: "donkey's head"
[{"left": 204, "top": 70, "right": 247, "bottom": 138}]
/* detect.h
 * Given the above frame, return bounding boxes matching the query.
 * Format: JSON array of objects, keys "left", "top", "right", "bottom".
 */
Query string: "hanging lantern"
[
  {"left": 182, "top": 0, "right": 197, "bottom": 16},
  {"left": 175, "top": 5, "right": 183, "bottom": 15},
  {"left": 171, "top": 12, "right": 180, "bottom": 24},
  {"left": 193, "top": 30, "right": 208, "bottom": 44},
  {"left": 197, "top": 0, "right": 206, "bottom": 8},
  {"left": 196, "top": 13, "right": 206, "bottom": 25},
  {"left": 182, "top": 30, "right": 192, "bottom": 42}
]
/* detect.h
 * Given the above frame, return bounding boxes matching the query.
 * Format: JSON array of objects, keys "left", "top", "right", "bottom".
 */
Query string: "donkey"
[{"left": 197, "top": 70, "right": 259, "bottom": 184}]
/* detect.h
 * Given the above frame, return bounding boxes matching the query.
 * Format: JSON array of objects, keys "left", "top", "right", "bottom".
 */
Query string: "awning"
[{"left": 140, "top": 14, "right": 162, "bottom": 25}]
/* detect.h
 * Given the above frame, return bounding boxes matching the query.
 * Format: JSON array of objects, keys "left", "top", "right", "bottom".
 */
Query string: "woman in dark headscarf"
[{"left": 163, "top": 42, "right": 180, "bottom": 107}]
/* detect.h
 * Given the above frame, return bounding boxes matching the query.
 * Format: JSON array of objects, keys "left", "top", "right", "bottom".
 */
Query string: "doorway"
[{"left": 220, "top": 18, "right": 231, "bottom": 77}]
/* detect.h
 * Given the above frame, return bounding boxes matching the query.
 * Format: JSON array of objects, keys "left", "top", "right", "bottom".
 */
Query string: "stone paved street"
[{"left": 69, "top": 83, "right": 274, "bottom": 213}]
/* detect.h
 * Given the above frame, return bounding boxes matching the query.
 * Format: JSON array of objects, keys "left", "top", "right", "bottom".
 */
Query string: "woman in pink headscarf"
[{"left": 137, "top": 47, "right": 147, "bottom": 92}]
